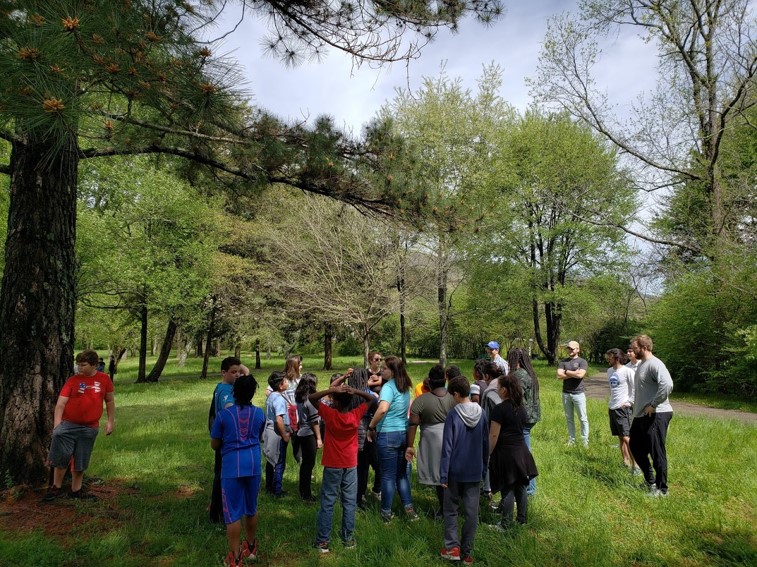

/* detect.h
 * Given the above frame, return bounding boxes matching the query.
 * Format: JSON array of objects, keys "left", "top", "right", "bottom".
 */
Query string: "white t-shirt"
[{"left": 607, "top": 365, "right": 635, "bottom": 410}]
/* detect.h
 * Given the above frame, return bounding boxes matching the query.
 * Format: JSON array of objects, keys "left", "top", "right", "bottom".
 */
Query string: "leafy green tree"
[
  {"left": 382, "top": 64, "right": 513, "bottom": 365},
  {"left": 77, "top": 158, "right": 225, "bottom": 382},
  {"left": 486, "top": 111, "right": 635, "bottom": 364},
  {"left": 0, "top": 0, "right": 502, "bottom": 483}
]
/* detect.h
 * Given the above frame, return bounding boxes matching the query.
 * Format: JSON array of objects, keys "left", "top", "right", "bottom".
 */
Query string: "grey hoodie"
[{"left": 454, "top": 401, "right": 483, "bottom": 428}]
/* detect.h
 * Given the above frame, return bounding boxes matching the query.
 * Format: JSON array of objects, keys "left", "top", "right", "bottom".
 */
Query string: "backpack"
[{"left": 287, "top": 399, "right": 299, "bottom": 433}]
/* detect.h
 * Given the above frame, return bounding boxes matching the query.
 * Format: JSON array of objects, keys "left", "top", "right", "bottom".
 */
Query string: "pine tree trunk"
[
  {"left": 0, "top": 137, "right": 78, "bottom": 485},
  {"left": 146, "top": 319, "right": 178, "bottom": 382}
]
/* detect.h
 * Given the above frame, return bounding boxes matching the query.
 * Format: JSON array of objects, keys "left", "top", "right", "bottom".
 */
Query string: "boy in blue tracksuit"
[{"left": 439, "top": 376, "right": 489, "bottom": 564}]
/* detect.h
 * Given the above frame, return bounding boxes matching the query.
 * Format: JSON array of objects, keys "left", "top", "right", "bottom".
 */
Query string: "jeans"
[
  {"left": 523, "top": 423, "right": 537, "bottom": 495},
  {"left": 376, "top": 430, "right": 413, "bottom": 516},
  {"left": 298, "top": 434, "right": 317, "bottom": 499},
  {"left": 630, "top": 412, "right": 673, "bottom": 493},
  {"left": 562, "top": 392, "right": 589, "bottom": 445},
  {"left": 443, "top": 480, "right": 480, "bottom": 557},
  {"left": 316, "top": 467, "right": 357, "bottom": 544}
]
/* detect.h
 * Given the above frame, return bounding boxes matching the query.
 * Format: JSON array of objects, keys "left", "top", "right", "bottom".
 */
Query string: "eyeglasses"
[{"left": 373, "top": 357, "right": 382, "bottom": 362}]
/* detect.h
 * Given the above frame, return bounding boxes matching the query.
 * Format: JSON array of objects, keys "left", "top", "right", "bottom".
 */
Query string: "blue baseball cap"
[{"left": 486, "top": 341, "right": 500, "bottom": 350}]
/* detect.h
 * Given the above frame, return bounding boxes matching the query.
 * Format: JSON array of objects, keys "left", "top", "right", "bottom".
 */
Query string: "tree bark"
[
  {"left": 200, "top": 295, "right": 217, "bottom": 379},
  {"left": 0, "top": 136, "right": 78, "bottom": 485},
  {"left": 146, "top": 319, "right": 178, "bottom": 382},
  {"left": 437, "top": 239, "right": 449, "bottom": 367},
  {"left": 363, "top": 323, "right": 371, "bottom": 368},
  {"left": 397, "top": 260, "right": 407, "bottom": 364},
  {"left": 323, "top": 322, "right": 334, "bottom": 371},
  {"left": 135, "top": 295, "right": 148, "bottom": 383}
]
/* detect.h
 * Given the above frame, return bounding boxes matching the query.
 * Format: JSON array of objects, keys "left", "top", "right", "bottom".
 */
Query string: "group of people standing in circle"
[{"left": 208, "top": 344, "right": 541, "bottom": 565}]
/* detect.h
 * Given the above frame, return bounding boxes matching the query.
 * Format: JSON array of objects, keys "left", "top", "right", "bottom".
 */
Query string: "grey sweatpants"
[{"left": 443, "top": 480, "right": 480, "bottom": 557}]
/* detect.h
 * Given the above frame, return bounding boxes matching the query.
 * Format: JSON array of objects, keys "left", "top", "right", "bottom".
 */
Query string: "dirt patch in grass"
[{"left": 0, "top": 478, "right": 133, "bottom": 541}]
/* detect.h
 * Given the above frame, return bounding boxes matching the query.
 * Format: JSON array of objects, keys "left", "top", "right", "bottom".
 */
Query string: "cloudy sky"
[{"left": 215, "top": 1, "right": 659, "bottom": 134}]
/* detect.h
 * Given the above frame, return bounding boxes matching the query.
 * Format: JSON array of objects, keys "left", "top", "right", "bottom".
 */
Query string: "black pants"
[
  {"left": 357, "top": 440, "right": 381, "bottom": 502},
  {"left": 630, "top": 412, "right": 673, "bottom": 493},
  {"left": 500, "top": 482, "right": 527, "bottom": 527},
  {"left": 209, "top": 448, "right": 223, "bottom": 522},
  {"left": 298, "top": 434, "right": 317, "bottom": 499}
]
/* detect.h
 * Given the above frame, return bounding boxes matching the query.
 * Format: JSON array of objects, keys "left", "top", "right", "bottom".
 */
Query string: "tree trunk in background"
[
  {"left": 397, "top": 263, "right": 407, "bottom": 364},
  {"left": 146, "top": 319, "right": 178, "bottom": 382},
  {"left": 195, "top": 335, "right": 204, "bottom": 357},
  {"left": 362, "top": 323, "right": 370, "bottom": 368},
  {"left": 323, "top": 323, "right": 334, "bottom": 370},
  {"left": 200, "top": 295, "right": 217, "bottom": 379},
  {"left": 0, "top": 137, "right": 78, "bottom": 485},
  {"left": 255, "top": 339, "right": 261, "bottom": 369},
  {"left": 135, "top": 295, "right": 148, "bottom": 383},
  {"left": 234, "top": 343, "right": 241, "bottom": 358}
]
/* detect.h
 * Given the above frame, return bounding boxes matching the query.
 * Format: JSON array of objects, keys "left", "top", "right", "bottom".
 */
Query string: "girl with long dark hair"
[
  {"left": 367, "top": 355, "right": 417, "bottom": 521},
  {"left": 506, "top": 347, "right": 541, "bottom": 495},
  {"left": 488, "top": 374, "right": 538, "bottom": 531}
]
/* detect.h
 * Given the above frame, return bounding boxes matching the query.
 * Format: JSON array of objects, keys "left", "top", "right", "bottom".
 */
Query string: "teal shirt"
[{"left": 377, "top": 379, "right": 410, "bottom": 433}]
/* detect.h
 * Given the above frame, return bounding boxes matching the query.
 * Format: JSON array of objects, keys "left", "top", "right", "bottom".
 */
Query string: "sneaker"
[
  {"left": 381, "top": 511, "right": 394, "bottom": 523},
  {"left": 314, "top": 541, "right": 330, "bottom": 554},
  {"left": 405, "top": 506, "right": 419, "bottom": 521},
  {"left": 631, "top": 467, "right": 643, "bottom": 476},
  {"left": 486, "top": 523, "right": 509, "bottom": 533},
  {"left": 42, "top": 486, "right": 64, "bottom": 502},
  {"left": 371, "top": 489, "right": 381, "bottom": 500},
  {"left": 462, "top": 556, "right": 474, "bottom": 565},
  {"left": 223, "top": 551, "right": 239, "bottom": 567},
  {"left": 240, "top": 539, "right": 257, "bottom": 562},
  {"left": 343, "top": 539, "right": 356, "bottom": 549},
  {"left": 68, "top": 490, "right": 97, "bottom": 500},
  {"left": 490, "top": 499, "right": 501, "bottom": 511},
  {"left": 440, "top": 546, "right": 461, "bottom": 561}
]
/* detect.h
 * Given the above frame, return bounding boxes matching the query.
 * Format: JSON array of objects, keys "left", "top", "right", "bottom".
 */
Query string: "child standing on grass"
[
  {"left": 43, "top": 349, "right": 115, "bottom": 502},
  {"left": 209, "top": 357, "right": 247, "bottom": 523},
  {"left": 309, "top": 373, "right": 375, "bottom": 553},
  {"left": 488, "top": 374, "right": 538, "bottom": 532},
  {"left": 211, "top": 375, "right": 266, "bottom": 567},
  {"left": 439, "top": 376, "right": 489, "bottom": 564},
  {"left": 263, "top": 371, "right": 290, "bottom": 496}
]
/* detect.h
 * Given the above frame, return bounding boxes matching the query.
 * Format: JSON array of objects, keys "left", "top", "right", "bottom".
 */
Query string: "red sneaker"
[
  {"left": 441, "top": 546, "right": 461, "bottom": 561},
  {"left": 240, "top": 538, "right": 258, "bottom": 562}
]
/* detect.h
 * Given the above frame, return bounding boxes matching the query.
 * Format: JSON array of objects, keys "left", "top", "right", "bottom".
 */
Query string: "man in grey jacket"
[{"left": 629, "top": 335, "right": 674, "bottom": 496}]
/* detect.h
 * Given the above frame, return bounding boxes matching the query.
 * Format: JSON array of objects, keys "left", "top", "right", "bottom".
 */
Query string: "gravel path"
[{"left": 585, "top": 372, "right": 757, "bottom": 425}]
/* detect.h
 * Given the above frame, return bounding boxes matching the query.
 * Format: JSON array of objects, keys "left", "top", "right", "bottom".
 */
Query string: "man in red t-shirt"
[
  {"left": 308, "top": 375, "right": 375, "bottom": 553},
  {"left": 43, "top": 349, "right": 115, "bottom": 501}
]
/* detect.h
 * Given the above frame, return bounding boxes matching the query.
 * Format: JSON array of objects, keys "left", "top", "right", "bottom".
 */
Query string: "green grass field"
[{"left": 1, "top": 354, "right": 755, "bottom": 566}]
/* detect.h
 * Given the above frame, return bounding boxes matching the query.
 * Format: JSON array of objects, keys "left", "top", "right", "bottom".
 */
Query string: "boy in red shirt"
[
  {"left": 43, "top": 349, "right": 115, "bottom": 501},
  {"left": 309, "top": 373, "right": 375, "bottom": 553}
]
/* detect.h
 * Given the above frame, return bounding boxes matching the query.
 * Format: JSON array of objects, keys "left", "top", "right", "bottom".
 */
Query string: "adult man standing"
[
  {"left": 629, "top": 335, "right": 674, "bottom": 497},
  {"left": 557, "top": 341, "right": 589, "bottom": 447},
  {"left": 485, "top": 341, "right": 509, "bottom": 376}
]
